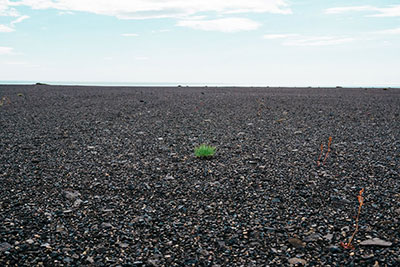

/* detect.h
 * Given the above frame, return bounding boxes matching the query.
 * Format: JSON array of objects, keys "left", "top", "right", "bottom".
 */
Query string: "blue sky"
[{"left": 1, "top": 0, "right": 400, "bottom": 86}]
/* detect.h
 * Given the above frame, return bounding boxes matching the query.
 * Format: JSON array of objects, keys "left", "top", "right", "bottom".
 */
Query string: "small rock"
[
  {"left": 200, "top": 249, "right": 209, "bottom": 256},
  {"left": 0, "top": 242, "right": 12, "bottom": 252},
  {"left": 341, "top": 226, "right": 350, "bottom": 232},
  {"left": 272, "top": 198, "right": 281, "bottom": 203},
  {"left": 64, "top": 190, "right": 81, "bottom": 201},
  {"left": 360, "top": 238, "right": 392, "bottom": 247},
  {"left": 304, "top": 233, "right": 322, "bottom": 242},
  {"left": 329, "top": 245, "right": 341, "bottom": 253},
  {"left": 197, "top": 208, "right": 205, "bottom": 215},
  {"left": 288, "top": 257, "right": 307, "bottom": 265},
  {"left": 323, "top": 233, "right": 333, "bottom": 241},
  {"left": 73, "top": 199, "right": 83, "bottom": 207},
  {"left": 165, "top": 175, "right": 175, "bottom": 181},
  {"left": 100, "top": 222, "right": 113, "bottom": 229},
  {"left": 26, "top": 239, "right": 34, "bottom": 245},
  {"left": 86, "top": 256, "right": 94, "bottom": 264},
  {"left": 119, "top": 243, "right": 129, "bottom": 248},
  {"left": 63, "top": 257, "right": 73, "bottom": 263},
  {"left": 288, "top": 238, "right": 305, "bottom": 248},
  {"left": 101, "top": 208, "right": 114, "bottom": 212},
  {"left": 41, "top": 243, "right": 51, "bottom": 249},
  {"left": 148, "top": 258, "right": 159, "bottom": 266}
]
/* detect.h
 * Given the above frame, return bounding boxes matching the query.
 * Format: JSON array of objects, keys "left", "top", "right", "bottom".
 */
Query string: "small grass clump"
[{"left": 194, "top": 144, "right": 216, "bottom": 158}]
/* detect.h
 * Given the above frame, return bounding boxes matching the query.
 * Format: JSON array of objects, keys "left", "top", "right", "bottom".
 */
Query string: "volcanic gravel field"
[{"left": 0, "top": 85, "right": 399, "bottom": 266}]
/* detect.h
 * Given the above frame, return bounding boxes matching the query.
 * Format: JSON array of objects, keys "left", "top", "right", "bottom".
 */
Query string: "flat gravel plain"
[{"left": 0, "top": 85, "right": 399, "bottom": 266}]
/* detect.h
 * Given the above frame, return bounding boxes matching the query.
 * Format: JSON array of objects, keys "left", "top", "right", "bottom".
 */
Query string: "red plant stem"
[
  {"left": 322, "top": 137, "right": 332, "bottom": 165},
  {"left": 342, "top": 188, "right": 364, "bottom": 249},
  {"left": 346, "top": 200, "right": 362, "bottom": 247}
]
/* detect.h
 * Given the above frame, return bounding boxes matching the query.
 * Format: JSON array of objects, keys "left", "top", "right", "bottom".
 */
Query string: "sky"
[{"left": 1, "top": 0, "right": 400, "bottom": 87}]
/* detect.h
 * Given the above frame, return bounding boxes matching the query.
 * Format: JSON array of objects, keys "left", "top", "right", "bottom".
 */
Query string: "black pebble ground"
[{"left": 1, "top": 84, "right": 399, "bottom": 266}]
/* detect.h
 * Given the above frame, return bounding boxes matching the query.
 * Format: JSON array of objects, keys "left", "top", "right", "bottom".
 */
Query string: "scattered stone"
[
  {"left": 119, "top": 243, "right": 129, "bottom": 248},
  {"left": 288, "top": 257, "right": 307, "bottom": 265},
  {"left": 86, "top": 257, "right": 94, "bottom": 264},
  {"left": 25, "top": 239, "right": 34, "bottom": 245},
  {"left": 288, "top": 238, "right": 305, "bottom": 248},
  {"left": 304, "top": 233, "right": 322, "bottom": 242},
  {"left": 64, "top": 190, "right": 81, "bottom": 201},
  {"left": 360, "top": 238, "right": 392, "bottom": 247},
  {"left": 329, "top": 245, "right": 341, "bottom": 253},
  {"left": 165, "top": 175, "right": 175, "bottom": 181},
  {"left": 0, "top": 242, "right": 12, "bottom": 252},
  {"left": 100, "top": 222, "right": 113, "bottom": 229},
  {"left": 323, "top": 233, "right": 333, "bottom": 241},
  {"left": 73, "top": 199, "right": 83, "bottom": 207},
  {"left": 272, "top": 198, "right": 281, "bottom": 203},
  {"left": 40, "top": 243, "right": 51, "bottom": 249}
]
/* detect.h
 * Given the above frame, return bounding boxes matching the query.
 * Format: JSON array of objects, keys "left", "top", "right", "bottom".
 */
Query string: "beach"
[{"left": 1, "top": 84, "right": 399, "bottom": 265}]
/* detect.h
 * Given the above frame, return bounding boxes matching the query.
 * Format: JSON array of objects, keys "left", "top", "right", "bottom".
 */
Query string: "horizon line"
[{"left": 1, "top": 80, "right": 399, "bottom": 89}]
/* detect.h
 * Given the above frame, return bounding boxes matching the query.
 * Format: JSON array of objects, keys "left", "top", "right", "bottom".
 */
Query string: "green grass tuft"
[{"left": 194, "top": 144, "right": 216, "bottom": 158}]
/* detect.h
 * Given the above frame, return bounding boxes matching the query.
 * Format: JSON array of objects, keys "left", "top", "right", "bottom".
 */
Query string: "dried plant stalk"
[
  {"left": 341, "top": 188, "right": 365, "bottom": 249},
  {"left": 322, "top": 136, "right": 332, "bottom": 165}
]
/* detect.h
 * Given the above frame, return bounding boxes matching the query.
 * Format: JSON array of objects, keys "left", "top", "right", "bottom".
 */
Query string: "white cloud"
[
  {"left": 6, "top": 0, "right": 291, "bottom": 19},
  {"left": 11, "top": 15, "right": 29, "bottom": 25},
  {"left": 325, "top": 5, "right": 376, "bottom": 14},
  {"left": 58, "top": 11, "right": 74, "bottom": 15},
  {"left": 371, "top": 5, "right": 400, "bottom": 17},
  {"left": 0, "top": 24, "right": 14, "bottom": 32},
  {"left": 121, "top": 33, "right": 139, "bottom": 37},
  {"left": 263, "top": 33, "right": 298, "bottom": 39},
  {"left": 0, "top": 0, "right": 20, "bottom": 17},
  {"left": 325, "top": 5, "right": 400, "bottom": 17},
  {"left": 377, "top": 27, "right": 400, "bottom": 35},
  {"left": 283, "top": 36, "right": 355, "bottom": 46},
  {"left": 177, "top": 17, "right": 260, "bottom": 32},
  {"left": 0, "top": 46, "right": 14, "bottom": 54}
]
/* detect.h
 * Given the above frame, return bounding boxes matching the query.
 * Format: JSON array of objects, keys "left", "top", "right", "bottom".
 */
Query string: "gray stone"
[
  {"left": 100, "top": 222, "right": 113, "bottom": 229},
  {"left": 288, "top": 238, "right": 305, "bottom": 248},
  {"left": 288, "top": 257, "right": 307, "bottom": 265},
  {"left": 0, "top": 242, "right": 12, "bottom": 252},
  {"left": 360, "top": 238, "right": 392, "bottom": 247},
  {"left": 64, "top": 190, "right": 81, "bottom": 201}
]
